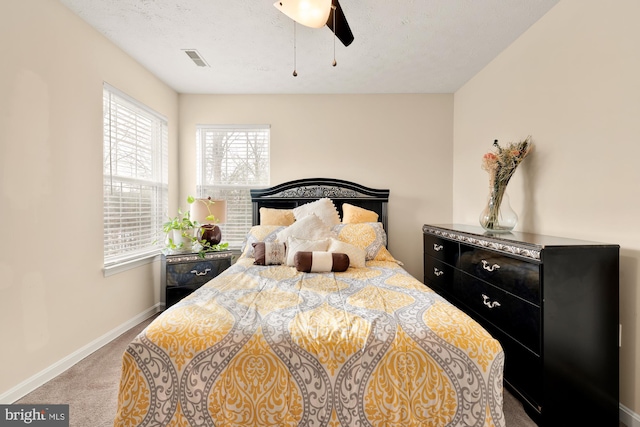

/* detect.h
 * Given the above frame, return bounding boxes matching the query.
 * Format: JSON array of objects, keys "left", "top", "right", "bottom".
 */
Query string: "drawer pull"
[
  {"left": 433, "top": 243, "right": 443, "bottom": 251},
  {"left": 190, "top": 268, "right": 211, "bottom": 276},
  {"left": 434, "top": 267, "right": 444, "bottom": 277},
  {"left": 482, "top": 294, "right": 501, "bottom": 309},
  {"left": 481, "top": 260, "right": 501, "bottom": 272}
]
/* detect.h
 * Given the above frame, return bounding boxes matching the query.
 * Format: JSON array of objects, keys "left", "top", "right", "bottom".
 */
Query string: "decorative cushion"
[
  {"left": 276, "top": 213, "right": 335, "bottom": 243},
  {"left": 332, "top": 222, "right": 396, "bottom": 262},
  {"left": 242, "top": 225, "right": 287, "bottom": 257},
  {"left": 259, "top": 207, "right": 295, "bottom": 226},
  {"left": 252, "top": 242, "right": 287, "bottom": 265},
  {"left": 341, "top": 203, "right": 379, "bottom": 223},
  {"left": 293, "top": 198, "right": 341, "bottom": 227},
  {"left": 294, "top": 251, "right": 350, "bottom": 273},
  {"left": 286, "top": 237, "right": 330, "bottom": 266},
  {"left": 327, "top": 237, "right": 366, "bottom": 268}
]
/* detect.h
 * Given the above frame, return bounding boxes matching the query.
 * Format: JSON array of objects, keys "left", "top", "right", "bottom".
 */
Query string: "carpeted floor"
[
  {"left": 14, "top": 315, "right": 156, "bottom": 427},
  {"left": 11, "top": 314, "right": 592, "bottom": 427}
]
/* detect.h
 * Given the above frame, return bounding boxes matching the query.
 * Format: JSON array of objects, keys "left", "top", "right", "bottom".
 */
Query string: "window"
[
  {"left": 103, "top": 83, "right": 168, "bottom": 273},
  {"left": 196, "top": 125, "right": 270, "bottom": 249}
]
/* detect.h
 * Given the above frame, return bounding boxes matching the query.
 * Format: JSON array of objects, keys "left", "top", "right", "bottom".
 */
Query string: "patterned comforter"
[{"left": 114, "top": 256, "right": 504, "bottom": 427}]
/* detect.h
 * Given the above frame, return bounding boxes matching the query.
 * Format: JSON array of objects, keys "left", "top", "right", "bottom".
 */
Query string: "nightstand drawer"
[
  {"left": 424, "top": 256, "right": 455, "bottom": 293},
  {"left": 459, "top": 245, "right": 540, "bottom": 306},
  {"left": 166, "top": 284, "right": 203, "bottom": 308},
  {"left": 162, "top": 251, "right": 233, "bottom": 309},
  {"left": 423, "top": 234, "right": 459, "bottom": 265},
  {"left": 165, "top": 259, "right": 226, "bottom": 287},
  {"left": 455, "top": 273, "right": 541, "bottom": 354}
]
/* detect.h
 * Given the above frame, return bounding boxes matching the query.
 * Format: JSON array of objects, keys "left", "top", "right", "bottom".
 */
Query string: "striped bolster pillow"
[{"left": 294, "top": 251, "right": 350, "bottom": 273}]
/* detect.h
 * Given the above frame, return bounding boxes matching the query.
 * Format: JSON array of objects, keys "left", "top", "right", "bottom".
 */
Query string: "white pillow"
[
  {"left": 293, "top": 198, "right": 341, "bottom": 227},
  {"left": 328, "top": 237, "right": 366, "bottom": 268},
  {"left": 276, "top": 213, "right": 335, "bottom": 243},
  {"left": 286, "top": 237, "right": 330, "bottom": 266}
]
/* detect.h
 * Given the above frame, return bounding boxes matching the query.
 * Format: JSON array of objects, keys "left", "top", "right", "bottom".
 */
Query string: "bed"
[{"left": 114, "top": 178, "right": 505, "bottom": 427}]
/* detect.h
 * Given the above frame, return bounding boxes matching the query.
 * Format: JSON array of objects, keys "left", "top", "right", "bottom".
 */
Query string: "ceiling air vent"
[{"left": 183, "top": 49, "right": 209, "bottom": 67}]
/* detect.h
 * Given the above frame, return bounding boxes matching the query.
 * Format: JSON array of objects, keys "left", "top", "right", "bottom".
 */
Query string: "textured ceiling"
[{"left": 58, "top": 0, "right": 559, "bottom": 94}]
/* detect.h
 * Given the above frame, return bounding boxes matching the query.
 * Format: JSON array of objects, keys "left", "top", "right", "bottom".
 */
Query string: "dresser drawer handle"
[
  {"left": 481, "top": 260, "right": 501, "bottom": 272},
  {"left": 482, "top": 294, "right": 501, "bottom": 309},
  {"left": 190, "top": 268, "right": 211, "bottom": 276},
  {"left": 433, "top": 243, "right": 443, "bottom": 251},
  {"left": 434, "top": 267, "right": 444, "bottom": 277}
]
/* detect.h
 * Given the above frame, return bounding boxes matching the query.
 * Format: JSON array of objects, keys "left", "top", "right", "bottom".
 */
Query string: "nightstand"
[{"left": 161, "top": 251, "right": 233, "bottom": 308}]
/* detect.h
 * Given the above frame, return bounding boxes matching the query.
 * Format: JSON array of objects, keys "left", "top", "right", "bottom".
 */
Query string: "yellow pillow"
[
  {"left": 260, "top": 207, "right": 295, "bottom": 226},
  {"left": 341, "top": 203, "right": 379, "bottom": 223},
  {"left": 332, "top": 222, "right": 396, "bottom": 263}
]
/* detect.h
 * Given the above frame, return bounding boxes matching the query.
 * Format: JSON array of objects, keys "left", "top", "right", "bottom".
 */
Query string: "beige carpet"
[{"left": 12, "top": 314, "right": 555, "bottom": 427}]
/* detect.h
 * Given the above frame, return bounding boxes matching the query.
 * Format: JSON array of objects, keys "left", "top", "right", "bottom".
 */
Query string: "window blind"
[
  {"left": 103, "top": 83, "right": 168, "bottom": 270},
  {"left": 196, "top": 125, "right": 270, "bottom": 249}
]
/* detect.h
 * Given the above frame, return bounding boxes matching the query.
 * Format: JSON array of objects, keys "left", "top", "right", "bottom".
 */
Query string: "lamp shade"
[
  {"left": 274, "top": 0, "right": 332, "bottom": 28},
  {"left": 190, "top": 198, "right": 227, "bottom": 225}
]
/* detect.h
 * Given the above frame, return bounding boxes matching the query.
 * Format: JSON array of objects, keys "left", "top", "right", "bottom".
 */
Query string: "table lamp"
[{"left": 190, "top": 198, "right": 227, "bottom": 246}]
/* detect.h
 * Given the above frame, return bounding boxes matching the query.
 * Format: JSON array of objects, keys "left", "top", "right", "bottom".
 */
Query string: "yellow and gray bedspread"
[{"left": 114, "top": 257, "right": 504, "bottom": 427}]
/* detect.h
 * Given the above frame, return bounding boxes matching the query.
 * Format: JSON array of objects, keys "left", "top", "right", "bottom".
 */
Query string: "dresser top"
[
  {"left": 424, "top": 224, "right": 616, "bottom": 247},
  {"left": 424, "top": 224, "right": 617, "bottom": 261}
]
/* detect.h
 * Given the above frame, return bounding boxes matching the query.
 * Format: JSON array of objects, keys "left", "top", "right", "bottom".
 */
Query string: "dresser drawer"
[
  {"left": 455, "top": 273, "right": 541, "bottom": 354},
  {"left": 459, "top": 245, "right": 540, "bottom": 306},
  {"left": 423, "top": 234, "right": 458, "bottom": 265},
  {"left": 165, "top": 258, "right": 229, "bottom": 288},
  {"left": 490, "top": 325, "right": 542, "bottom": 412},
  {"left": 424, "top": 256, "right": 455, "bottom": 294}
]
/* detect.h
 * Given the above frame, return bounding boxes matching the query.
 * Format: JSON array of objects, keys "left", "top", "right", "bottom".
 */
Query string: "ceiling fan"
[{"left": 274, "top": 0, "right": 354, "bottom": 47}]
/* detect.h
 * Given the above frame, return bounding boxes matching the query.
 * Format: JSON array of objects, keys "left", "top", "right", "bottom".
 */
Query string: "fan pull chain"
[
  {"left": 332, "top": 5, "right": 337, "bottom": 67},
  {"left": 292, "top": 21, "right": 298, "bottom": 77}
]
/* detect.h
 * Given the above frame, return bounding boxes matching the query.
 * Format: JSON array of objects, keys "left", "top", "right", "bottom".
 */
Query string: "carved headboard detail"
[{"left": 250, "top": 178, "right": 389, "bottom": 233}]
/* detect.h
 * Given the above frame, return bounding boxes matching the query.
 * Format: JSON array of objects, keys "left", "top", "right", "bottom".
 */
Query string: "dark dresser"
[
  {"left": 161, "top": 251, "right": 233, "bottom": 308},
  {"left": 423, "top": 224, "right": 619, "bottom": 426}
]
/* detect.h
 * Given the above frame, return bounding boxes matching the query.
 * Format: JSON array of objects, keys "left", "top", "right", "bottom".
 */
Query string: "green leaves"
[
  {"left": 162, "top": 195, "right": 228, "bottom": 256},
  {"left": 196, "top": 242, "right": 230, "bottom": 258}
]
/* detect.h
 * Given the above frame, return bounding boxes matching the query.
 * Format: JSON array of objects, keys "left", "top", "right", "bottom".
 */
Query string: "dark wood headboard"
[{"left": 250, "top": 178, "right": 390, "bottom": 232}]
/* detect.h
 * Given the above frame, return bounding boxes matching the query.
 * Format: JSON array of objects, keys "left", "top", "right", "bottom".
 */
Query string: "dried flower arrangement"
[{"left": 480, "top": 136, "right": 533, "bottom": 231}]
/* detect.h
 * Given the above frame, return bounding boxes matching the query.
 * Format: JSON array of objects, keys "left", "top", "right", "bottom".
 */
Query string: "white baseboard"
[
  {"left": 0, "top": 304, "right": 162, "bottom": 404},
  {"left": 621, "top": 403, "right": 640, "bottom": 427}
]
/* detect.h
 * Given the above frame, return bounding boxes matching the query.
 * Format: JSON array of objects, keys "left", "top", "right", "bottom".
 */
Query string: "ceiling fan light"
[{"left": 274, "top": 0, "right": 332, "bottom": 28}]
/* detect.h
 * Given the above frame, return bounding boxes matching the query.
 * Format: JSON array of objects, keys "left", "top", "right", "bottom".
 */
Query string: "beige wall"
[
  {"left": 178, "top": 94, "right": 454, "bottom": 278},
  {"left": 453, "top": 0, "right": 640, "bottom": 417},
  {"left": 0, "top": 0, "right": 178, "bottom": 398}
]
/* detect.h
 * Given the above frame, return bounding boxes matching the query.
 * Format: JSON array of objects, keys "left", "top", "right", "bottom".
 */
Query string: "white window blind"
[
  {"left": 196, "top": 125, "right": 270, "bottom": 249},
  {"left": 103, "top": 83, "right": 168, "bottom": 271}
]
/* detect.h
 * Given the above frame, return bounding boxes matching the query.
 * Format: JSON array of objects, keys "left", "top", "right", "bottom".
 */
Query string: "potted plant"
[
  {"left": 162, "top": 208, "right": 197, "bottom": 252},
  {"left": 162, "top": 197, "right": 229, "bottom": 257}
]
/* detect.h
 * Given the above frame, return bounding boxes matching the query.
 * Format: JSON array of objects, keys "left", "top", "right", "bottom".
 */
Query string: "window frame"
[
  {"left": 196, "top": 124, "right": 270, "bottom": 250},
  {"left": 103, "top": 83, "right": 168, "bottom": 275}
]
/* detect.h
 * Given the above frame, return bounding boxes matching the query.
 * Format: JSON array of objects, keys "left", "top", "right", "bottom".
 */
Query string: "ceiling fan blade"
[{"left": 326, "top": 0, "right": 354, "bottom": 47}]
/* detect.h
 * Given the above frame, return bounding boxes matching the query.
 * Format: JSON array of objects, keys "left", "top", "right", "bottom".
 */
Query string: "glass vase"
[{"left": 479, "top": 191, "right": 518, "bottom": 233}]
